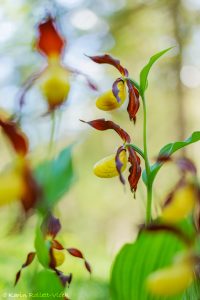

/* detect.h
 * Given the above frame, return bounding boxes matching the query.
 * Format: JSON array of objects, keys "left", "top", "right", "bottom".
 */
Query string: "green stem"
[
  {"left": 49, "top": 111, "right": 56, "bottom": 154},
  {"left": 141, "top": 95, "right": 152, "bottom": 224},
  {"left": 126, "top": 144, "right": 145, "bottom": 160}
]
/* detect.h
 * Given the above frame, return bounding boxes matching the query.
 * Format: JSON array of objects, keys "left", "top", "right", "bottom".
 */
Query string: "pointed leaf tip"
[{"left": 140, "top": 47, "right": 173, "bottom": 95}]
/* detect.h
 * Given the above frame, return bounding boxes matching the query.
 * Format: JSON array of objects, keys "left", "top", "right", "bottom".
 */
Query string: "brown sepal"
[
  {"left": 80, "top": 119, "right": 131, "bottom": 143},
  {"left": 52, "top": 240, "right": 64, "bottom": 250},
  {"left": 37, "top": 16, "right": 65, "bottom": 57},
  {"left": 115, "top": 146, "right": 126, "bottom": 185},
  {"left": 67, "top": 248, "right": 91, "bottom": 274},
  {"left": 127, "top": 146, "right": 141, "bottom": 192},
  {"left": 126, "top": 80, "right": 140, "bottom": 122},
  {"left": 87, "top": 54, "right": 128, "bottom": 76},
  {"left": 0, "top": 118, "right": 28, "bottom": 156},
  {"left": 21, "top": 164, "right": 42, "bottom": 213},
  {"left": 14, "top": 252, "right": 36, "bottom": 286}
]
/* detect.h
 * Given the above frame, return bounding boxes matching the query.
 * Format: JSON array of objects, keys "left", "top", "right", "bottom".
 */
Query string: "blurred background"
[{"left": 0, "top": 0, "right": 200, "bottom": 299}]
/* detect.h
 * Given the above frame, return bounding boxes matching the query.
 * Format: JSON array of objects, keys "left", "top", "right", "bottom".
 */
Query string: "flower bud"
[
  {"left": 40, "top": 58, "right": 70, "bottom": 110},
  {"left": 52, "top": 248, "right": 65, "bottom": 267},
  {"left": 96, "top": 81, "right": 126, "bottom": 111},
  {"left": 162, "top": 184, "right": 196, "bottom": 223},
  {"left": 93, "top": 150, "right": 127, "bottom": 178},
  {"left": 147, "top": 261, "right": 193, "bottom": 296}
]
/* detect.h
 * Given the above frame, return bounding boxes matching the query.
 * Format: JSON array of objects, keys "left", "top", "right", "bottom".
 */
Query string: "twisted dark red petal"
[
  {"left": 14, "top": 252, "right": 36, "bottom": 286},
  {"left": 0, "top": 118, "right": 28, "bottom": 156},
  {"left": 67, "top": 248, "right": 92, "bottom": 274},
  {"left": 21, "top": 164, "right": 41, "bottom": 213},
  {"left": 126, "top": 80, "right": 140, "bottom": 122},
  {"left": 88, "top": 54, "right": 128, "bottom": 76},
  {"left": 80, "top": 119, "right": 131, "bottom": 143},
  {"left": 37, "top": 17, "right": 65, "bottom": 57},
  {"left": 127, "top": 146, "right": 141, "bottom": 192}
]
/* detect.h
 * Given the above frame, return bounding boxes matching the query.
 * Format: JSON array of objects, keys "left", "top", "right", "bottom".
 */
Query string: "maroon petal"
[
  {"left": 156, "top": 155, "right": 171, "bottom": 163},
  {"left": 67, "top": 248, "right": 91, "bottom": 274},
  {"left": 67, "top": 248, "right": 83, "bottom": 259},
  {"left": 21, "top": 164, "right": 41, "bottom": 213},
  {"left": 176, "top": 157, "right": 197, "bottom": 175},
  {"left": 18, "top": 69, "right": 45, "bottom": 110},
  {"left": 55, "top": 269, "right": 72, "bottom": 287},
  {"left": 115, "top": 146, "right": 126, "bottom": 185},
  {"left": 41, "top": 214, "right": 61, "bottom": 239},
  {"left": 52, "top": 240, "right": 64, "bottom": 250},
  {"left": 127, "top": 146, "right": 141, "bottom": 193},
  {"left": 37, "top": 16, "right": 65, "bottom": 57},
  {"left": 87, "top": 54, "right": 128, "bottom": 76},
  {"left": 112, "top": 78, "right": 124, "bottom": 103},
  {"left": 80, "top": 119, "right": 131, "bottom": 143},
  {"left": 0, "top": 118, "right": 28, "bottom": 156},
  {"left": 126, "top": 80, "right": 140, "bottom": 122},
  {"left": 69, "top": 67, "right": 98, "bottom": 91},
  {"left": 14, "top": 252, "right": 36, "bottom": 286},
  {"left": 55, "top": 269, "right": 72, "bottom": 288}
]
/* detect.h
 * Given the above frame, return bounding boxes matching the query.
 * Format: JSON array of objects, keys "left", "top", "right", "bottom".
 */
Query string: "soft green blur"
[{"left": 0, "top": 0, "right": 200, "bottom": 299}]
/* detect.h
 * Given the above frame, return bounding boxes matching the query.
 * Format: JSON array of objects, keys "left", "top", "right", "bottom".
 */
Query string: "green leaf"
[
  {"left": 34, "top": 146, "right": 74, "bottom": 212},
  {"left": 140, "top": 47, "right": 172, "bottom": 95},
  {"left": 34, "top": 226, "right": 50, "bottom": 268},
  {"left": 32, "top": 269, "right": 65, "bottom": 298},
  {"left": 110, "top": 229, "right": 186, "bottom": 300},
  {"left": 142, "top": 131, "right": 200, "bottom": 185}
]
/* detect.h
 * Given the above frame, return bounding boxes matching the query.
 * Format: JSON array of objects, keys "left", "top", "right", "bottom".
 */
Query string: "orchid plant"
[
  {"left": 0, "top": 16, "right": 93, "bottom": 300},
  {"left": 82, "top": 51, "right": 200, "bottom": 299}
]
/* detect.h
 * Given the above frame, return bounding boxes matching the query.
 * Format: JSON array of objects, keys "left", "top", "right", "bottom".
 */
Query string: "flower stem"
[
  {"left": 141, "top": 95, "right": 152, "bottom": 224},
  {"left": 49, "top": 111, "right": 56, "bottom": 154}
]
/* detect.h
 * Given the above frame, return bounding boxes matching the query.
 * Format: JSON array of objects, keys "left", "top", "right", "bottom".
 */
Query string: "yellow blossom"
[
  {"left": 96, "top": 81, "right": 126, "bottom": 111},
  {"left": 162, "top": 184, "right": 196, "bottom": 223},
  {"left": 93, "top": 150, "right": 127, "bottom": 178}
]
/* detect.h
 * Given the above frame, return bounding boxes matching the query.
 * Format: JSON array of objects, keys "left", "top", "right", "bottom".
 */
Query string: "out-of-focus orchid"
[
  {"left": 19, "top": 16, "right": 97, "bottom": 113},
  {"left": 15, "top": 214, "right": 91, "bottom": 291},
  {"left": 0, "top": 116, "right": 40, "bottom": 213}
]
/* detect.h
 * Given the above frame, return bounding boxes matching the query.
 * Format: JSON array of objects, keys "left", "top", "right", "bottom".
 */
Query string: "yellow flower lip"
[
  {"left": 52, "top": 248, "right": 65, "bottom": 267},
  {"left": 40, "top": 63, "right": 70, "bottom": 109},
  {"left": 161, "top": 184, "right": 196, "bottom": 223},
  {"left": 93, "top": 150, "right": 127, "bottom": 178},
  {"left": 147, "top": 260, "right": 193, "bottom": 296},
  {"left": 96, "top": 81, "right": 126, "bottom": 111}
]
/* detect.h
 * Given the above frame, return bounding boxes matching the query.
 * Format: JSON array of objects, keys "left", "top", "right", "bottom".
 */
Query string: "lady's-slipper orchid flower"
[
  {"left": 162, "top": 183, "right": 197, "bottom": 223},
  {"left": 147, "top": 252, "right": 194, "bottom": 296},
  {"left": 81, "top": 118, "right": 141, "bottom": 192},
  {"left": 15, "top": 214, "right": 91, "bottom": 288},
  {"left": 19, "top": 16, "right": 97, "bottom": 113},
  {"left": 88, "top": 54, "right": 140, "bottom": 122},
  {"left": 159, "top": 157, "right": 199, "bottom": 224},
  {"left": 0, "top": 117, "right": 40, "bottom": 213}
]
